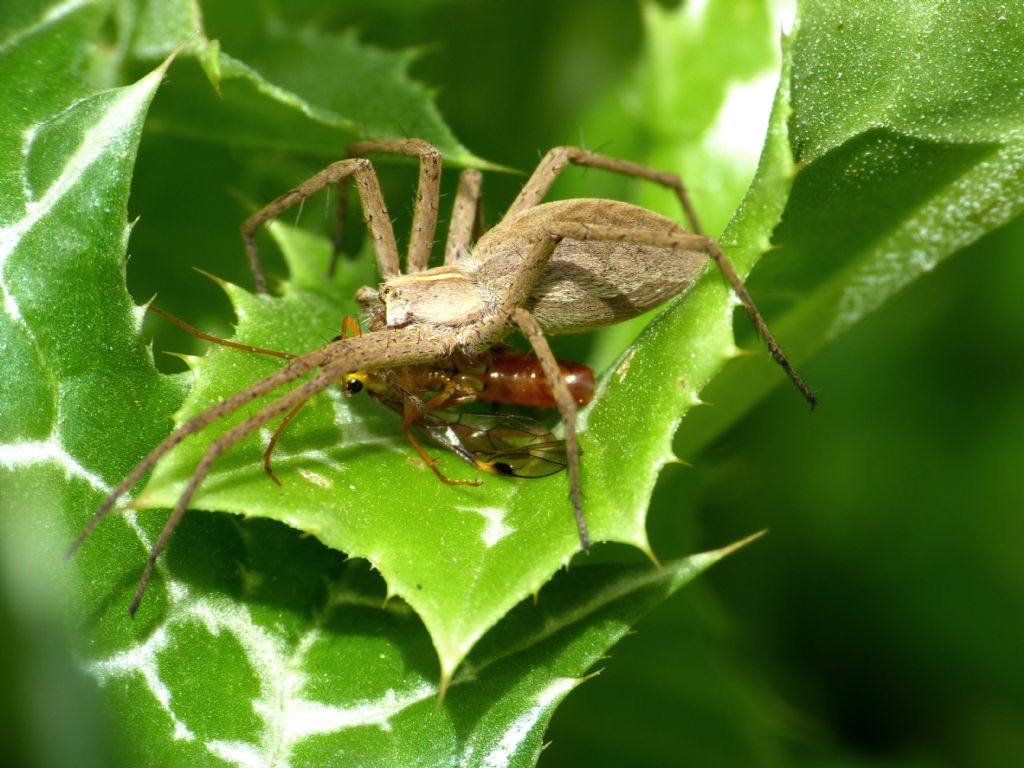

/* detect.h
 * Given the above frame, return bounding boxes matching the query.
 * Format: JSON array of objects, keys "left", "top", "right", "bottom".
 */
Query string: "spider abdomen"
[{"left": 474, "top": 199, "right": 709, "bottom": 334}]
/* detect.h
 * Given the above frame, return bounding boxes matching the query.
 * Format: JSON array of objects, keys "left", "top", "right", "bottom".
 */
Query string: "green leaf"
[
  {"left": 113, "top": 0, "right": 483, "bottom": 164},
  {"left": 96, "top": 515, "right": 740, "bottom": 766},
  {"left": 0, "top": 6, "right": 183, "bottom": 515},
  {"left": 136, "top": 0, "right": 793, "bottom": 686},
  {"left": 136, "top": 0, "right": 1024, "bottom": 690},
  {"left": 571, "top": 0, "right": 799, "bottom": 552},
  {"left": 128, "top": 0, "right": 778, "bottom": 696},
  {"left": 7, "top": 0, "right": 1023, "bottom": 765},
  {"left": 676, "top": 0, "right": 1024, "bottom": 455},
  {"left": 0, "top": 0, "right": 185, "bottom": 758}
]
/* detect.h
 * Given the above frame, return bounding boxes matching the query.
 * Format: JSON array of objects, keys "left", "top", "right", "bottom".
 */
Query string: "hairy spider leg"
[
  {"left": 506, "top": 145, "right": 704, "bottom": 234},
  {"left": 504, "top": 146, "right": 815, "bottom": 408},
  {"left": 444, "top": 168, "right": 484, "bottom": 265},
  {"left": 241, "top": 157, "right": 401, "bottom": 293},
  {"left": 326, "top": 138, "right": 444, "bottom": 279},
  {"left": 551, "top": 221, "right": 817, "bottom": 408}
]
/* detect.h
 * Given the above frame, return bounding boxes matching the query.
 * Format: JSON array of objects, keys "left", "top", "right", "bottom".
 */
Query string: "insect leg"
[
  {"left": 241, "top": 157, "right": 401, "bottom": 293},
  {"left": 512, "top": 307, "right": 589, "bottom": 550},
  {"left": 262, "top": 346, "right": 459, "bottom": 487},
  {"left": 419, "top": 373, "right": 470, "bottom": 411},
  {"left": 396, "top": 392, "right": 482, "bottom": 487},
  {"left": 399, "top": 420, "right": 483, "bottom": 488},
  {"left": 554, "top": 222, "right": 817, "bottom": 408},
  {"left": 346, "top": 139, "right": 443, "bottom": 274},
  {"left": 443, "top": 169, "right": 483, "bottom": 265},
  {"left": 505, "top": 146, "right": 703, "bottom": 234},
  {"left": 262, "top": 395, "right": 316, "bottom": 486}
]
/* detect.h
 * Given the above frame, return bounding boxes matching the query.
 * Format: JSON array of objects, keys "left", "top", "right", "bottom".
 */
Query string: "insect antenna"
[{"left": 148, "top": 305, "right": 295, "bottom": 360}]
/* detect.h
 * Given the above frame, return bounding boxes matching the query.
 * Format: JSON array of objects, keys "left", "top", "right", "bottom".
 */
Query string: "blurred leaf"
[
  {"left": 677, "top": 0, "right": 1024, "bottom": 453},
  {"left": 112, "top": 0, "right": 482, "bottom": 163}
]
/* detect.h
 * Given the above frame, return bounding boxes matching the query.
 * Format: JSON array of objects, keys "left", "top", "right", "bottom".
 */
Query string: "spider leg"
[
  {"left": 444, "top": 168, "right": 483, "bottom": 265},
  {"left": 393, "top": 377, "right": 482, "bottom": 486},
  {"left": 456, "top": 230, "right": 598, "bottom": 544},
  {"left": 127, "top": 326, "right": 452, "bottom": 614},
  {"left": 144, "top": 304, "right": 310, "bottom": 486},
  {"left": 505, "top": 146, "right": 703, "bottom": 234},
  {"left": 66, "top": 343, "right": 337, "bottom": 561},
  {"left": 69, "top": 327, "right": 447, "bottom": 559},
  {"left": 512, "top": 307, "right": 589, "bottom": 550},
  {"left": 261, "top": 309, "right": 380, "bottom": 482},
  {"left": 553, "top": 222, "right": 817, "bottom": 408},
  {"left": 241, "top": 157, "right": 401, "bottom": 293},
  {"left": 345, "top": 139, "right": 444, "bottom": 274},
  {"left": 129, "top": 356, "right": 353, "bottom": 614}
]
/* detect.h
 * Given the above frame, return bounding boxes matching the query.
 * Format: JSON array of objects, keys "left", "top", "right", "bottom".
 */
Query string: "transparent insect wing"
[{"left": 433, "top": 411, "right": 569, "bottom": 478}]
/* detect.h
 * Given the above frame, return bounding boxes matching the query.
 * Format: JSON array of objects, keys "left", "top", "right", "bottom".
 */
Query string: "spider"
[{"left": 69, "top": 138, "right": 816, "bottom": 614}]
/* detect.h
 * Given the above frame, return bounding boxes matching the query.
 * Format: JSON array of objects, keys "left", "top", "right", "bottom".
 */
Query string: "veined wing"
[
  {"left": 430, "top": 410, "right": 569, "bottom": 479},
  {"left": 371, "top": 393, "right": 568, "bottom": 479}
]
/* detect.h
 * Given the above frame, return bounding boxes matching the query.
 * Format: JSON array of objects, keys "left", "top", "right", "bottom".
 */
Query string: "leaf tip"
[
  {"left": 575, "top": 668, "right": 604, "bottom": 689},
  {"left": 642, "top": 545, "right": 663, "bottom": 570},
  {"left": 662, "top": 452, "right": 691, "bottom": 468},
  {"left": 687, "top": 389, "right": 707, "bottom": 407},
  {"left": 198, "top": 39, "right": 223, "bottom": 96},
  {"left": 730, "top": 345, "right": 762, "bottom": 359},
  {"left": 192, "top": 266, "right": 229, "bottom": 288},
  {"left": 436, "top": 666, "right": 454, "bottom": 706},
  {"left": 722, "top": 342, "right": 743, "bottom": 360},
  {"left": 716, "top": 529, "right": 768, "bottom": 559}
]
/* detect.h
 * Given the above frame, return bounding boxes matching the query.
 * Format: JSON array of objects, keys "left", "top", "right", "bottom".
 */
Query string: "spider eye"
[{"left": 344, "top": 377, "right": 364, "bottom": 395}]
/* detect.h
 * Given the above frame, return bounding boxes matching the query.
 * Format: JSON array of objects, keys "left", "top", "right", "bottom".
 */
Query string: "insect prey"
[
  {"left": 149, "top": 305, "right": 592, "bottom": 486},
  {"left": 69, "top": 139, "right": 816, "bottom": 615}
]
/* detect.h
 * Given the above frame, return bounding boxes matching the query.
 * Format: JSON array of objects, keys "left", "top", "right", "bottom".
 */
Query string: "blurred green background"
[{"left": 6, "top": 1, "right": 1021, "bottom": 765}]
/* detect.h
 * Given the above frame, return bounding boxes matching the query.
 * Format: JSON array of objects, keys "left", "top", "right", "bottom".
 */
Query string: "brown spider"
[{"left": 68, "top": 138, "right": 815, "bottom": 614}]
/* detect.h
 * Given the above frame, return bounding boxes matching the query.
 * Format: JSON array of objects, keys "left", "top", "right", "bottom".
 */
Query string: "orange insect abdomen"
[{"left": 479, "top": 352, "right": 595, "bottom": 408}]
